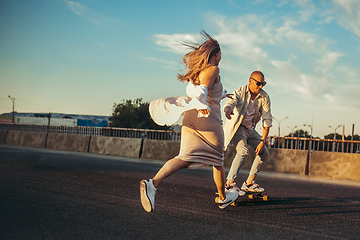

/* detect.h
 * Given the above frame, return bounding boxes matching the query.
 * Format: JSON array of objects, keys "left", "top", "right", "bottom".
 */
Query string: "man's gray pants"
[{"left": 226, "top": 125, "right": 269, "bottom": 181}]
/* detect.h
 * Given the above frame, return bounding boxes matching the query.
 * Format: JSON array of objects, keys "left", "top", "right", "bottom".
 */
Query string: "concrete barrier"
[
  {"left": 89, "top": 136, "right": 142, "bottom": 158},
  {"left": 0, "top": 129, "right": 7, "bottom": 144},
  {"left": 141, "top": 140, "right": 246, "bottom": 165},
  {"left": 225, "top": 146, "right": 309, "bottom": 175},
  {"left": 140, "top": 141, "right": 308, "bottom": 176},
  {"left": 141, "top": 139, "right": 180, "bottom": 161},
  {"left": 5, "top": 130, "right": 47, "bottom": 148},
  {"left": 310, "top": 151, "right": 360, "bottom": 181},
  {"left": 46, "top": 133, "right": 90, "bottom": 152},
  {"left": 2, "top": 129, "right": 359, "bottom": 182},
  {"left": 265, "top": 148, "right": 308, "bottom": 175}
]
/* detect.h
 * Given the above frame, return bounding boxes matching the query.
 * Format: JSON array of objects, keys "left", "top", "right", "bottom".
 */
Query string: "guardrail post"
[{"left": 305, "top": 149, "right": 311, "bottom": 175}]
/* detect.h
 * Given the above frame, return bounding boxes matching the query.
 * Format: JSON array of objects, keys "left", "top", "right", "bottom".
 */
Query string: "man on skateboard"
[{"left": 223, "top": 71, "right": 273, "bottom": 195}]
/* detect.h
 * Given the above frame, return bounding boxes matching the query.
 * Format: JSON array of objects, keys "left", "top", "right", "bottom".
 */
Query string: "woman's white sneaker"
[
  {"left": 140, "top": 179, "right": 157, "bottom": 212},
  {"left": 215, "top": 189, "right": 238, "bottom": 209}
]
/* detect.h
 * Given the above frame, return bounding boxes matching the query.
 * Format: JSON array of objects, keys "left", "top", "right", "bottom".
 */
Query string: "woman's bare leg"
[
  {"left": 152, "top": 158, "right": 190, "bottom": 188},
  {"left": 213, "top": 165, "right": 226, "bottom": 200}
]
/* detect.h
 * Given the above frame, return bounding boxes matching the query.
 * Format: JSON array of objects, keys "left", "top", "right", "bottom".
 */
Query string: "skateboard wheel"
[
  {"left": 263, "top": 195, "right": 269, "bottom": 201},
  {"left": 231, "top": 201, "right": 237, "bottom": 207},
  {"left": 248, "top": 195, "right": 254, "bottom": 200}
]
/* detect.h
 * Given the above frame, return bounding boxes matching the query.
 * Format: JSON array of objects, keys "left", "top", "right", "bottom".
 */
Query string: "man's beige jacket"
[{"left": 223, "top": 84, "right": 272, "bottom": 151}]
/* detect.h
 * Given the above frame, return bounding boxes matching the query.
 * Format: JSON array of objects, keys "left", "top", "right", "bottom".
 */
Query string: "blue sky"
[{"left": 0, "top": 0, "right": 359, "bottom": 138}]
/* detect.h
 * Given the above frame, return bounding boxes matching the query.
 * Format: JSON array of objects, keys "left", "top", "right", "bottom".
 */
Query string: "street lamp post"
[
  {"left": 288, "top": 125, "right": 297, "bottom": 150},
  {"left": 303, "top": 124, "right": 312, "bottom": 138},
  {"left": 287, "top": 125, "right": 297, "bottom": 137},
  {"left": 329, "top": 125, "right": 342, "bottom": 152},
  {"left": 303, "top": 124, "right": 313, "bottom": 152},
  {"left": 8, "top": 95, "right": 15, "bottom": 123},
  {"left": 273, "top": 116, "right": 289, "bottom": 137}
]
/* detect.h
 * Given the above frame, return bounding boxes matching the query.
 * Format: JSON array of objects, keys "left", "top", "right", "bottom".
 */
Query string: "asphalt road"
[{"left": 1, "top": 145, "right": 359, "bottom": 240}]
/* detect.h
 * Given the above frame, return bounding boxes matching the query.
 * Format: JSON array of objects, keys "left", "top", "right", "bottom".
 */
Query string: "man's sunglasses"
[{"left": 250, "top": 77, "right": 267, "bottom": 87}]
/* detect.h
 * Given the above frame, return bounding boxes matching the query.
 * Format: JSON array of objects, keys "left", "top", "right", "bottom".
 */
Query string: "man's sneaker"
[
  {"left": 240, "top": 181, "right": 264, "bottom": 193},
  {"left": 140, "top": 179, "right": 157, "bottom": 212},
  {"left": 226, "top": 182, "right": 246, "bottom": 196},
  {"left": 215, "top": 189, "right": 238, "bottom": 209}
]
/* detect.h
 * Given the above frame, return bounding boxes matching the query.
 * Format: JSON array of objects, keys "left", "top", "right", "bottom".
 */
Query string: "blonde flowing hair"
[{"left": 177, "top": 30, "right": 220, "bottom": 85}]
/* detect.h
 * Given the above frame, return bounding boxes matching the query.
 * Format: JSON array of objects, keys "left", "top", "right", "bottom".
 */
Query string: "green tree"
[
  {"left": 285, "top": 129, "right": 312, "bottom": 138},
  {"left": 324, "top": 133, "right": 342, "bottom": 140},
  {"left": 324, "top": 133, "right": 360, "bottom": 141},
  {"left": 109, "top": 98, "right": 171, "bottom": 130}
]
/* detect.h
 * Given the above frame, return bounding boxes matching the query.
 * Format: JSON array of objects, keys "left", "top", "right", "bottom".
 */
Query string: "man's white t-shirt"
[{"left": 242, "top": 99, "right": 255, "bottom": 130}]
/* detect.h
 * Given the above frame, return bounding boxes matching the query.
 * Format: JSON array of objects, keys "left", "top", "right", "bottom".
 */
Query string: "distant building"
[
  {"left": 0, "top": 112, "right": 109, "bottom": 127},
  {"left": 0, "top": 115, "right": 12, "bottom": 124}
]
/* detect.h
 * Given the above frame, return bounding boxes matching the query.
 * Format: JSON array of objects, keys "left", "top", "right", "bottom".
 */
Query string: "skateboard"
[{"left": 231, "top": 192, "right": 269, "bottom": 206}]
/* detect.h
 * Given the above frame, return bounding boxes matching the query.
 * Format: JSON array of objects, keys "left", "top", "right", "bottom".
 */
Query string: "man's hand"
[
  {"left": 255, "top": 141, "right": 265, "bottom": 156},
  {"left": 255, "top": 127, "right": 270, "bottom": 156},
  {"left": 224, "top": 106, "right": 233, "bottom": 120},
  {"left": 226, "top": 93, "right": 234, "bottom": 99}
]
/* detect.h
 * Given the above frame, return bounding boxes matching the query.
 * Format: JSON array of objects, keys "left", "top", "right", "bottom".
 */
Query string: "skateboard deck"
[{"left": 231, "top": 192, "right": 269, "bottom": 206}]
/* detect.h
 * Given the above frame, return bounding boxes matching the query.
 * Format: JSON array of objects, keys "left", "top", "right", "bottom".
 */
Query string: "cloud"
[
  {"left": 297, "top": 2, "right": 318, "bottom": 21},
  {"left": 153, "top": 33, "right": 201, "bottom": 54},
  {"left": 274, "top": 20, "right": 331, "bottom": 54},
  {"left": 252, "top": 0, "right": 266, "bottom": 4},
  {"left": 315, "top": 51, "right": 343, "bottom": 74},
  {"left": 318, "top": 8, "right": 336, "bottom": 24},
  {"left": 142, "top": 56, "right": 178, "bottom": 70},
  {"left": 333, "top": 0, "right": 355, "bottom": 12},
  {"left": 209, "top": 15, "right": 336, "bottom": 97},
  {"left": 214, "top": 13, "right": 360, "bottom": 102},
  {"left": 226, "top": 0, "right": 241, "bottom": 9},
  {"left": 63, "top": 0, "right": 125, "bottom": 31},
  {"left": 290, "top": 0, "right": 360, "bottom": 41},
  {"left": 335, "top": 65, "right": 357, "bottom": 83},
  {"left": 324, "top": 82, "right": 360, "bottom": 113},
  {"left": 332, "top": 0, "right": 360, "bottom": 39},
  {"left": 152, "top": 7, "right": 360, "bottom": 116},
  {"left": 66, "top": 1, "right": 86, "bottom": 16}
]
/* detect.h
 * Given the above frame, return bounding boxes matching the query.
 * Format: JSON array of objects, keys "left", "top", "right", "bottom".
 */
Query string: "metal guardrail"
[
  {"left": 1, "top": 123, "right": 359, "bottom": 153},
  {"left": 268, "top": 137, "right": 360, "bottom": 154},
  {"left": 0, "top": 123, "right": 181, "bottom": 141}
]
